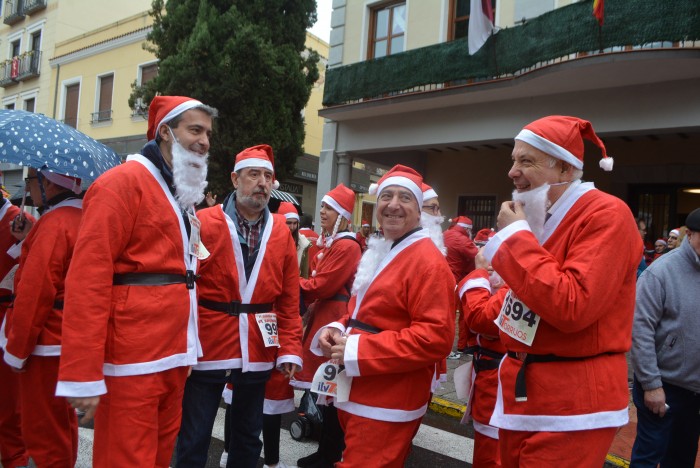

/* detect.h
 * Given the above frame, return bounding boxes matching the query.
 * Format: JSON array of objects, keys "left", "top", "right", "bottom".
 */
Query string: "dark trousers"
[
  {"left": 226, "top": 368, "right": 272, "bottom": 468},
  {"left": 175, "top": 369, "right": 228, "bottom": 467},
  {"left": 630, "top": 376, "right": 700, "bottom": 468},
  {"left": 263, "top": 413, "right": 282, "bottom": 465}
]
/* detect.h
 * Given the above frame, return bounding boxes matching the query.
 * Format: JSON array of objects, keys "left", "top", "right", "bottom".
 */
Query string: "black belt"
[
  {"left": 474, "top": 358, "right": 501, "bottom": 373},
  {"left": 347, "top": 318, "right": 383, "bottom": 334},
  {"left": 507, "top": 351, "right": 598, "bottom": 401},
  {"left": 329, "top": 293, "right": 350, "bottom": 302},
  {"left": 113, "top": 271, "right": 198, "bottom": 290},
  {"left": 0, "top": 295, "right": 62, "bottom": 310},
  {"left": 199, "top": 298, "right": 273, "bottom": 317}
]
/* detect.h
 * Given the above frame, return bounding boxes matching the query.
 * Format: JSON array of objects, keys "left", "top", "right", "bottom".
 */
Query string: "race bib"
[
  {"left": 187, "top": 212, "right": 210, "bottom": 260},
  {"left": 495, "top": 290, "right": 540, "bottom": 346},
  {"left": 255, "top": 313, "right": 280, "bottom": 348},
  {"left": 311, "top": 360, "right": 352, "bottom": 403}
]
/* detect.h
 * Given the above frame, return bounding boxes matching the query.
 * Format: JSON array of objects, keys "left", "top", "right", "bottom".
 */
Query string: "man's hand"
[
  {"left": 475, "top": 247, "right": 490, "bottom": 270},
  {"left": 9, "top": 364, "right": 26, "bottom": 373},
  {"left": 644, "top": 387, "right": 667, "bottom": 417},
  {"left": 10, "top": 215, "right": 32, "bottom": 241},
  {"left": 205, "top": 191, "right": 217, "bottom": 207},
  {"left": 330, "top": 336, "right": 348, "bottom": 365},
  {"left": 280, "top": 362, "right": 300, "bottom": 379},
  {"left": 318, "top": 328, "right": 342, "bottom": 358},
  {"left": 496, "top": 201, "right": 526, "bottom": 230},
  {"left": 67, "top": 396, "right": 100, "bottom": 424}
]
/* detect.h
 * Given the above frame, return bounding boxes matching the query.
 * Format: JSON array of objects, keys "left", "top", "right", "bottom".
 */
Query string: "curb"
[
  {"left": 430, "top": 396, "right": 631, "bottom": 467},
  {"left": 429, "top": 396, "right": 465, "bottom": 419}
]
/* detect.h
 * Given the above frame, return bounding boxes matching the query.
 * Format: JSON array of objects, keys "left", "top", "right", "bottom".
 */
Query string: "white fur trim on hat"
[
  {"left": 233, "top": 158, "right": 275, "bottom": 174},
  {"left": 41, "top": 171, "right": 82, "bottom": 194},
  {"left": 457, "top": 222, "right": 472, "bottom": 229},
  {"left": 284, "top": 212, "right": 300, "bottom": 221},
  {"left": 376, "top": 176, "right": 423, "bottom": 206},
  {"left": 321, "top": 194, "right": 352, "bottom": 221},
  {"left": 156, "top": 99, "right": 203, "bottom": 137},
  {"left": 423, "top": 188, "right": 438, "bottom": 201},
  {"left": 515, "top": 128, "right": 583, "bottom": 170},
  {"left": 669, "top": 229, "right": 680, "bottom": 237}
]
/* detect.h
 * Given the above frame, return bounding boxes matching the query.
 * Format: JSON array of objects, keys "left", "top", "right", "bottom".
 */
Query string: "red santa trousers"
[
  {"left": 498, "top": 427, "right": 616, "bottom": 468},
  {"left": 337, "top": 409, "right": 422, "bottom": 468},
  {"left": 18, "top": 356, "right": 77, "bottom": 468},
  {"left": 93, "top": 366, "right": 188, "bottom": 468},
  {"left": 473, "top": 431, "right": 500, "bottom": 467},
  {"left": 0, "top": 354, "right": 28, "bottom": 468}
]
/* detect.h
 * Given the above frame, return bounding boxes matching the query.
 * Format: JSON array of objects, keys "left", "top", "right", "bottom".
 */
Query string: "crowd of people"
[{"left": 0, "top": 95, "right": 697, "bottom": 468}]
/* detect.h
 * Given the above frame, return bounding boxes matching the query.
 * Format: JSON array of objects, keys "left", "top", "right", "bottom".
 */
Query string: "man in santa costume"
[
  {"left": 56, "top": 95, "right": 218, "bottom": 467},
  {"left": 457, "top": 235, "right": 506, "bottom": 468},
  {"left": 355, "top": 220, "right": 370, "bottom": 252},
  {"left": 467, "top": 115, "right": 640, "bottom": 467},
  {"left": 3, "top": 168, "right": 83, "bottom": 467},
  {"left": 313, "top": 164, "right": 455, "bottom": 467},
  {"left": 0, "top": 191, "right": 31, "bottom": 468},
  {"left": 176, "top": 144, "right": 302, "bottom": 468}
]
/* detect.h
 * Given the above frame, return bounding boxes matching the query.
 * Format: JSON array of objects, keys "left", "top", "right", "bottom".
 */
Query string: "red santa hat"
[
  {"left": 368, "top": 164, "right": 423, "bottom": 206},
  {"left": 41, "top": 171, "right": 82, "bottom": 194},
  {"left": 232, "top": 144, "right": 280, "bottom": 189},
  {"left": 361, "top": 220, "right": 370, "bottom": 227},
  {"left": 422, "top": 183, "right": 438, "bottom": 201},
  {"left": 277, "top": 201, "right": 299, "bottom": 221},
  {"left": 449, "top": 216, "right": 473, "bottom": 230},
  {"left": 474, "top": 228, "right": 494, "bottom": 245},
  {"left": 321, "top": 183, "right": 354, "bottom": 221},
  {"left": 515, "top": 115, "right": 613, "bottom": 172},
  {"left": 147, "top": 95, "right": 204, "bottom": 141},
  {"left": 655, "top": 238, "right": 667, "bottom": 247}
]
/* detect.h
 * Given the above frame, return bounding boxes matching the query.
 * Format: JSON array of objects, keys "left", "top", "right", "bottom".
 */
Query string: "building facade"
[{"left": 318, "top": 0, "right": 700, "bottom": 240}]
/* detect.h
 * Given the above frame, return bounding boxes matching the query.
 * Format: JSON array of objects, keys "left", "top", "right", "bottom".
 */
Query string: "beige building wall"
[{"left": 304, "top": 32, "right": 330, "bottom": 158}]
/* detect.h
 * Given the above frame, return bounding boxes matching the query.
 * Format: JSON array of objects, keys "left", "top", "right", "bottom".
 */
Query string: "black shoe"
[{"left": 297, "top": 451, "right": 323, "bottom": 467}]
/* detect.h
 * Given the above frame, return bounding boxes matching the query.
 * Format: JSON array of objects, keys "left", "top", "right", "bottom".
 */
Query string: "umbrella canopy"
[
  {"left": 270, "top": 189, "right": 299, "bottom": 205},
  {"left": 0, "top": 109, "right": 120, "bottom": 181}
]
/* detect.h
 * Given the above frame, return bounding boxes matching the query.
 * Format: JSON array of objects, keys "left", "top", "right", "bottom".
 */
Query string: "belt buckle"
[
  {"left": 516, "top": 352, "right": 527, "bottom": 361},
  {"left": 227, "top": 301, "right": 241, "bottom": 316},
  {"left": 186, "top": 270, "right": 196, "bottom": 290}
]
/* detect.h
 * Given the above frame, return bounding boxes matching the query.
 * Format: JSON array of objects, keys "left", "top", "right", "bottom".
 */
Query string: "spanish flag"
[{"left": 593, "top": 0, "right": 604, "bottom": 25}]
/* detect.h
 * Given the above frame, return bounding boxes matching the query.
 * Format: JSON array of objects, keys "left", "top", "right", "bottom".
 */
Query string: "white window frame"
[
  {"left": 2, "top": 94, "right": 18, "bottom": 109},
  {"left": 19, "top": 88, "right": 39, "bottom": 112},
  {"left": 7, "top": 30, "right": 22, "bottom": 60},
  {"left": 137, "top": 59, "right": 158, "bottom": 86}
]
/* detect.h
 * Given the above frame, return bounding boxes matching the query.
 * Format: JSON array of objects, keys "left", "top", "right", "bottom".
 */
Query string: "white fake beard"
[
  {"left": 172, "top": 139, "right": 208, "bottom": 211},
  {"left": 420, "top": 211, "right": 447, "bottom": 256},
  {"left": 351, "top": 234, "right": 392, "bottom": 296},
  {"left": 512, "top": 184, "right": 549, "bottom": 243}
]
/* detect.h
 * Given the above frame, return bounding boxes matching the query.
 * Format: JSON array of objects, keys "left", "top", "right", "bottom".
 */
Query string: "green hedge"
[{"left": 324, "top": 0, "right": 700, "bottom": 106}]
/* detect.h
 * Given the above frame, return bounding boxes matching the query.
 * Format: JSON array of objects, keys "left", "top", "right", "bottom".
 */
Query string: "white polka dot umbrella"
[{"left": 0, "top": 109, "right": 121, "bottom": 181}]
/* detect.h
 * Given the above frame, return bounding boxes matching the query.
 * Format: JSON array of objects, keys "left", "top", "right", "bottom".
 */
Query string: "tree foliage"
[{"left": 131, "top": 0, "right": 320, "bottom": 196}]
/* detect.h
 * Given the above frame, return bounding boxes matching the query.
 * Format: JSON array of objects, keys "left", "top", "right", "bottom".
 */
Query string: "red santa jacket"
[
  {"left": 57, "top": 155, "right": 200, "bottom": 398},
  {"left": 193, "top": 203, "right": 302, "bottom": 372},
  {"left": 458, "top": 270, "right": 506, "bottom": 439},
  {"left": 479, "top": 182, "right": 641, "bottom": 432},
  {"left": 3, "top": 199, "right": 82, "bottom": 369},
  {"left": 0, "top": 201, "right": 28, "bottom": 323},
  {"left": 293, "top": 232, "right": 361, "bottom": 387},
  {"left": 443, "top": 226, "right": 478, "bottom": 282},
  {"left": 314, "top": 230, "right": 456, "bottom": 422}
]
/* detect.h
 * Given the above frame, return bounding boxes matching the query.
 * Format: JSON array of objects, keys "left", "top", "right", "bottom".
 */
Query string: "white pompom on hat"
[{"left": 515, "top": 115, "right": 613, "bottom": 172}]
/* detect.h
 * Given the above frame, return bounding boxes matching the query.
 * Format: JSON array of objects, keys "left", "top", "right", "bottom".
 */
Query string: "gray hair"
[{"left": 547, "top": 155, "right": 583, "bottom": 181}]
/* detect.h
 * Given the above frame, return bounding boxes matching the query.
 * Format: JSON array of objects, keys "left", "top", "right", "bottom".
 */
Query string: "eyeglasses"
[{"left": 422, "top": 205, "right": 441, "bottom": 214}]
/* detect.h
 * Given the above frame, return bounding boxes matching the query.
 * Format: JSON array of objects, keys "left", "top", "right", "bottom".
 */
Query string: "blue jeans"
[
  {"left": 175, "top": 369, "right": 228, "bottom": 468},
  {"left": 226, "top": 369, "right": 272, "bottom": 468},
  {"left": 630, "top": 376, "right": 700, "bottom": 467}
]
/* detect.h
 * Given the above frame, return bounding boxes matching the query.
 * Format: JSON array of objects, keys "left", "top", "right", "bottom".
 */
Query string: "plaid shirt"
[{"left": 236, "top": 211, "right": 263, "bottom": 250}]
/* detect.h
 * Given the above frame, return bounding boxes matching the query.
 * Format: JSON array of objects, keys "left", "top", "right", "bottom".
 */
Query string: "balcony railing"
[
  {"left": 323, "top": 0, "right": 700, "bottom": 107},
  {"left": 22, "top": 0, "right": 46, "bottom": 15},
  {"left": 0, "top": 51, "right": 42, "bottom": 87},
  {"left": 91, "top": 109, "right": 113, "bottom": 124},
  {"left": 0, "top": 60, "right": 17, "bottom": 88},
  {"left": 3, "top": 0, "right": 25, "bottom": 25}
]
